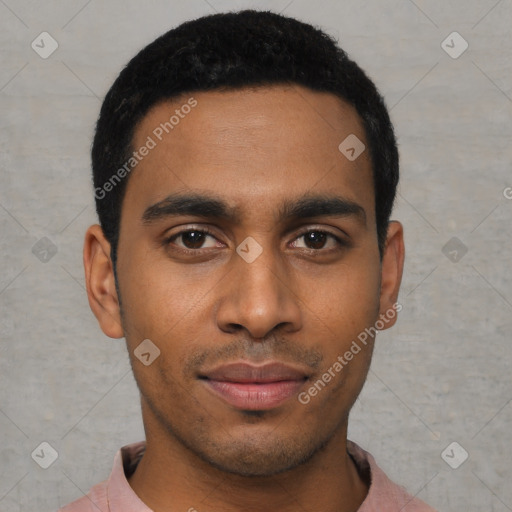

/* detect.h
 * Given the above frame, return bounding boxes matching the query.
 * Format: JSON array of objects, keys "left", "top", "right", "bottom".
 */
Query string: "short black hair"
[{"left": 91, "top": 9, "right": 399, "bottom": 271}]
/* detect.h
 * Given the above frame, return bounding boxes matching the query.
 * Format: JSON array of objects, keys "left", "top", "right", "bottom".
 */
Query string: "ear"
[
  {"left": 83, "top": 224, "right": 124, "bottom": 339},
  {"left": 378, "top": 221, "right": 405, "bottom": 329}
]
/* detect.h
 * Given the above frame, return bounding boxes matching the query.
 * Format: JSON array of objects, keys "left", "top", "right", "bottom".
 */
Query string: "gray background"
[{"left": 1, "top": 0, "right": 511, "bottom": 510}]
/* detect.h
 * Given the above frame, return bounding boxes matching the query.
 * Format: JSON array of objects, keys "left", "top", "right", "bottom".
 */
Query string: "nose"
[{"left": 215, "top": 241, "right": 302, "bottom": 339}]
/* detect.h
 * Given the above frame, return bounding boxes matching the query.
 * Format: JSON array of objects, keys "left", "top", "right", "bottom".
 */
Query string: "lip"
[{"left": 199, "top": 362, "right": 309, "bottom": 410}]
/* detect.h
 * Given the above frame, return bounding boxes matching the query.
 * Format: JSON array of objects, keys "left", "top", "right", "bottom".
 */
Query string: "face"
[{"left": 84, "top": 85, "right": 404, "bottom": 477}]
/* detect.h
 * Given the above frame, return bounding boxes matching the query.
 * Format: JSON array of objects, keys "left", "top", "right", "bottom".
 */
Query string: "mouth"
[{"left": 199, "top": 361, "right": 309, "bottom": 411}]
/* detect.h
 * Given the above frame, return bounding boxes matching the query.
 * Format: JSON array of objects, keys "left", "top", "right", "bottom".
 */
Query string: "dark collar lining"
[{"left": 123, "top": 445, "right": 146, "bottom": 479}]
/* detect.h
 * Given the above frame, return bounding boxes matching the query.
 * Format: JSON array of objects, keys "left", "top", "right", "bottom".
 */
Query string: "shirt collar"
[{"left": 105, "top": 440, "right": 430, "bottom": 512}]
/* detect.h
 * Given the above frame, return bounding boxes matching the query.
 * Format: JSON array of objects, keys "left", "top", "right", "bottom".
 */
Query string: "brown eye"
[
  {"left": 165, "top": 228, "right": 220, "bottom": 251},
  {"left": 303, "top": 231, "right": 328, "bottom": 249},
  {"left": 292, "top": 230, "right": 343, "bottom": 251},
  {"left": 180, "top": 231, "right": 208, "bottom": 249}
]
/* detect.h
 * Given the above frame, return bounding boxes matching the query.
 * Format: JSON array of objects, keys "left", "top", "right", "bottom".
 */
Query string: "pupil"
[
  {"left": 306, "top": 232, "right": 326, "bottom": 249},
  {"left": 183, "top": 231, "right": 205, "bottom": 248}
]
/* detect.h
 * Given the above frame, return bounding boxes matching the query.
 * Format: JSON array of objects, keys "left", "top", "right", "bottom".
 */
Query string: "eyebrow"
[{"left": 141, "top": 192, "right": 366, "bottom": 226}]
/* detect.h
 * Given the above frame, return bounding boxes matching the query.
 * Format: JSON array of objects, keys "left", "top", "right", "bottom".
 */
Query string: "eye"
[
  {"left": 163, "top": 226, "right": 348, "bottom": 255},
  {"left": 291, "top": 230, "right": 345, "bottom": 251},
  {"left": 164, "top": 228, "right": 220, "bottom": 251}
]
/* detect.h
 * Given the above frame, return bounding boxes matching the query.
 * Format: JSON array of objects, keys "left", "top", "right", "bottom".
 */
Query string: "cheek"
[
  {"left": 309, "top": 260, "right": 381, "bottom": 332},
  {"left": 303, "top": 258, "right": 381, "bottom": 394},
  {"left": 119, "top": 248, "right": 214, "bottom": 340}
]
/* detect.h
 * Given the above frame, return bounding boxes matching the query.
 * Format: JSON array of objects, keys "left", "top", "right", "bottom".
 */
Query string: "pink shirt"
[{"left": 59, "top": 440, "right": 436, "bottom": 511}]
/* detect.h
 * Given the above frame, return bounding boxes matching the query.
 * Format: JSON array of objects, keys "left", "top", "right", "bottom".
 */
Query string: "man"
[{"left": 61, "top": 9, "right": 436, "bottom": 512}]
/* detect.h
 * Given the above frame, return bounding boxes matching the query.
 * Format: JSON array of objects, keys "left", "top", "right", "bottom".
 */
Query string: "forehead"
[{"left": 125, "top": 85, "right": 374, "bottom": 225}]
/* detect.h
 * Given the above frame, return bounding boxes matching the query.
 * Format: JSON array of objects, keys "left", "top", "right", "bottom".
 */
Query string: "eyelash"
[{"left": 163, "top": 226, "right": 348, "bottom": 255}]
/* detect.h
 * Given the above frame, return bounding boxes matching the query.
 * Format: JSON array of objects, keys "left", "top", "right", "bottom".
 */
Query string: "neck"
[{"left": 128, "top": 403, "right": 368, "bottom": 512}]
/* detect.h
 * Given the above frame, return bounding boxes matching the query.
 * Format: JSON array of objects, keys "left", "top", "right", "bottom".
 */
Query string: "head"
[
  {"left": 84, "top": 10, "right": 404, "bottom": 477},
  {"left": 92, "top": 9, "right": 399, "bottom": 271}
]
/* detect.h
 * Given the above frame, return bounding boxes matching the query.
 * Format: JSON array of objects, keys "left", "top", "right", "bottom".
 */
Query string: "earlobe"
[
  {"left": 378, "top": 221, "right": 405, "bottom": 330},
  {"left": 83, "top": 224, "right": 124, "bottom": 339}
]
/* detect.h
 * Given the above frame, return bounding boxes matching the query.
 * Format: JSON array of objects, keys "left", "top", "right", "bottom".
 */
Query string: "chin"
[{"left": 190, "top": 429, "right": 327, "bottom": 477}]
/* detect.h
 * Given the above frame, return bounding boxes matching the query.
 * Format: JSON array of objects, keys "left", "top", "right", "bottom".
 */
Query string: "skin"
[{"left": 83, "top": 85, "right": 404, "bottom": 512}]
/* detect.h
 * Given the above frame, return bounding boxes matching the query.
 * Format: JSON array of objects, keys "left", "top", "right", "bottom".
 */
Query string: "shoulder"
[
  {"left": 57, "top": 479, "right": 108, "bottom": 512},
  {"left": 348, "top": 441, "right": 438, "bottom": 512},
  {"left": 57, "top": 441, "right": 146, "bottom": 512}
]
